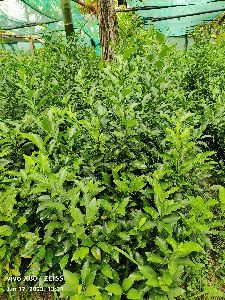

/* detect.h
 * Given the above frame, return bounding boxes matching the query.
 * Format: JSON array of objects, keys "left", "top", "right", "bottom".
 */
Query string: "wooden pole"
[
  {"left": 0, "top": 32, "right": 40, "bottom": 40},
  {"left": 29, "top": 38, "right": 35, "bottom": 53},
  {"left": 97, "top": 0, "right": 118, "bottom": 61},
  {"left": 61, "top": 0, "right": 75, "bottom": 38}
]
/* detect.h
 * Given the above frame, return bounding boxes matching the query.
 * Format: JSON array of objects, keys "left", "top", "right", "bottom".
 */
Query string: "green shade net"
[
  {"left": 0, "top": 0, "right": 225, "bottom": 51},
  {"left": 0, "top": 0, "right": 100, "bottom": 51},
  {"left": 127, "top": 0, "right": 225, "bottom": 36}
]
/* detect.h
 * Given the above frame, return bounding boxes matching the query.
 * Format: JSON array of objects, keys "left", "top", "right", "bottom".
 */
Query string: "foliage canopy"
[{"left": 0, "top": 28, "right": 225, "bottom": 299}]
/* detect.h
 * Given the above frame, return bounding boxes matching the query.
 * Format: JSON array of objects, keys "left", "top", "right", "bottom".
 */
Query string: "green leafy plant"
[{"left": 1, "top": 28, "right": 225, "bottom": 300}]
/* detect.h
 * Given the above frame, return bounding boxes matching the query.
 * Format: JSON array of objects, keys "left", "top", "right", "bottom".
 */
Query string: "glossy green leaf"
[
  {"left": 105, "top": 283, "right": 123, "bottom": 296},
  {"left": 21, "top": 133, "right": 44, "bottom": 150},
  {"left": 63, "top": 269, "right": 79, "bottom": 292},
  {"left": 127, "top": 288, "right": 140, "bottom": 299},
  {"left": 146, "top": 253, "right": 165, "bottom": 264},
  {"left": 60, "top": 254, "right": 69, "bottom": 269},
  {"left": 178, "top": 242, "right": 202, "bottom": 255},
  {"left": 101, "top": 263, "right": 113, "bottom": 279},
  {"left": 85, "top": 284, "right": 101, "bottom": 297},
  {"left": 167, "top": 287, "right": 185, "bottom": 298},
  {"left": 17, "top": 216, "right": 27, "bottom": 227},
  {"left": 155, "top": 237, "right": 171, "bottom": 256},
  {"left": 81, "top": 260, "right": 90, "bottom": 283},
  {"left": 138, "top": 265, "right": 158, "bottom": 280},
  {"left": 72, "top": 247, "right": 89, "bottom": 261},
  {"left": 0, "top": 225, "right": 13, "bottom": 237},
  {"left": 37, "top": 202, "right": 66, "bottom": 213},
  {"left": 0, "top": 245, "right": 6, "bottom": 260},
  {"left": 86, "top": 198, "right": 99, "bottom": 225},
  {"left": 91, "top": 246, "right": 101, "bottom": 260},
  {"left": 97, "top": 242, "right": 111, "bottom": 254},
  {"left": 122, "top": 277, "right": 135, "bottom": 291},
  {"left": 168, "top": 258, "right": 177, "bottom": 276},
  {"left": 70, "top": 207, "right": 84, "bottom": 225}
]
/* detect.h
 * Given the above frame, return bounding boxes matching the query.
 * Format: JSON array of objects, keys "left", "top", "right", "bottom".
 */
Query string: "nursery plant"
[{"left": 0, "top": 28, "right": 225, "bottom": 299}]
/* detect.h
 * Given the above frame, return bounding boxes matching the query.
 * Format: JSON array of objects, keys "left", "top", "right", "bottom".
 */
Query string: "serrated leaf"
[
  {"left": 41, "top": 116, "right": 53, "bottom": 133},
  {"left": 155, "top": 31, "right": 165, "bottom": 43},
  {"left": 81, "top": 260, "right": 90, "bottom": 283},
  {"left": 63, "top": 269, "right": 79, "bottom": 292},
  {"left": 127, "top": 288, "right": 140, "bottom": 299},
  {"left": 167, "top": 287, "right": 185, "bottom": 298},
  {"left": 146, "top": 278, "right": 160, "bottom": 287},
  {"left": 86, "top": 198, "right": 99, "bottom": 225},
  {"left": 123, "top": 47, "right": 135, "bottom": 60},
  {"left": 91, "top": 246, "right": 101, "bottom": 260},
  {"left": 18, "top": 67, "right": 26, "bottom": 80},
  {"left": 114, "top": 180, "right": 130, "bottom": 193},
  {"left": 111, "top": 250, "right": 120, "bottom": 263},
  {"left": 130, "top": 176, "right": 146, "bottom": 191},
  {"left": 21, "top": 133, "right": 44, "bottom": 150},
  {"left": 0, "top": 245, "right": 6, "bottom": 260},
  {"left": 72, "top": 247, "right": 89, "bottom": 261},
  {"left": 113, "top": 246, "right": 138, "bottom": 265},
  {"left": 204, "top": 286, "right": 225, "bottom": 297},
  {"left": 85, "top": 270, "right": 97, "bottom": 286},
  {"left": 23, "top": 155, "right": 35, "bottom": 166},
  {"left": 18, "top": 216, "right": 27, "bottom": 227},
  {"left": 168, "top": 258, "right": 177, "bottom": 276},
  {"left": 150, "top": 294, "right": 168, "bottom": 300},
  {"left": 58, "top": 167, "right": 67, "bottom": 186},
  {"left": 130, "top": 271, "right": 143, "bottom": 281},
  {"left": 0, "top": 225, "right": 13, "bottom": 237},
  {"left": 37, "top": 202, "right": 66, "bottom": 213},
  {"left": 115, "top": 198, "right": 130, "bottom": 216},
  {"left": 138, "top": 265, "right": 158, "bottom": 280},
  {"left": 139, "top": 217, "right": 147, "bottom": 228},
  {"left": 121, "top": 88, "right": 132, "bottom": 97},
  {"left": 166, "top": 237, "right": 177, "bottom": 251},
  {"left": 100, "top": 199, "right": 112, "bottom": 211},
  {"left": 101, "top": 263, "right": 113, "bottom": 279},
  {"left": 105, "top": 283, "right": 123, "bottom": 296},
  {"left": 44, "top": 221, "right": 61, "bottom": 231},
  {"left": 85, "top": 284, "right": 101, "bottom": 297},
  {"left": 98, "top": 242, "right": 111, "bottom": 253},
  {"left": 146, "top": 253, "right": 165, "bottom": 264},
  {"left": 117, "top": 232, "right": 130, "bottom": 241},
  {"left": 122, "top": 277, "right": 135, "bottom": 291},
  {"left": 178, "top": 242, "right": 202, "bottom": 255},
  {"left": 161, "top": 214, "right": 180, "bottom": 224},
  {"left": 144, "top": 207, "right": 159, "bottom": 220},
  {"left": 70, "top": 207, "right": 84, "bottom": 225},
  {"left": 60, "top": 254, "right": 69, "bottom": 269},
  {"left": 155, "top": 237, "right": 171, "bottom": 255}
]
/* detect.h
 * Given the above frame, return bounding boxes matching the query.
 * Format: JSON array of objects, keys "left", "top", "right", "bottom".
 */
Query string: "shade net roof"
[
  {"left": 130, "top": 0, "right": 225, "bottom": 36},
  {"left": 0, "top": 0, "right": 100, "bottom": 49},
  {"left": 0, "top": 0, "right": 225, "bottom": 48}
]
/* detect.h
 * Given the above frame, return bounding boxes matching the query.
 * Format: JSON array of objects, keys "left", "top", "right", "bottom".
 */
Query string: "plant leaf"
[{"left": 105, "top": 283, "right": 123, "bottom": 296}]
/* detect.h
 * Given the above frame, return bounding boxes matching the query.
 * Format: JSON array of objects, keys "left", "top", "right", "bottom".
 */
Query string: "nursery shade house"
[
  {"left": 1, "top": 0, "right": 225, "bottom": 299},
  {"left": 0, "top": 0, "right": 225, "bottom": 49}
]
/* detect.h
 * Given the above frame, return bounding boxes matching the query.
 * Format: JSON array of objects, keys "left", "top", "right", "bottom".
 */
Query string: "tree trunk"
[
  {"left": 97, "top": 0, "right": 118, "bottom": 61},
  {"left": 61, "top": 0, "right": 75, "bottom": 38}
]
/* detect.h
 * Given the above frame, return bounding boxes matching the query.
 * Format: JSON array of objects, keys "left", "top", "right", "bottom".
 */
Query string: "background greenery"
[{"left": 0, "top": 23, "right": 225, "bottom": 300}]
